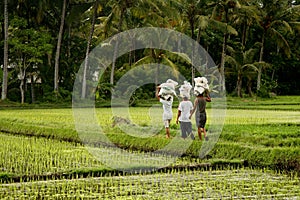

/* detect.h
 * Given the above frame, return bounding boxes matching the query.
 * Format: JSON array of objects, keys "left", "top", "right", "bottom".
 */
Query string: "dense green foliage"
[{"left": 1, "top": 0, "right": 300, "bottom": 103}]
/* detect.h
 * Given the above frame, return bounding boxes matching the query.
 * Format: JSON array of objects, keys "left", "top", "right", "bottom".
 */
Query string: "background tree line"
[{"left": 1, "top": 0, "right": 300, "bottom": 104}]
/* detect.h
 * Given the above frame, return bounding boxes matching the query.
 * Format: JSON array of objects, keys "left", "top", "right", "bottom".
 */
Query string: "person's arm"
[
  {"left": 189, "top": 98, "right": 198, "bottom": 119},
  {"left": 155, "top": 86, "right": 161, "bottom": 100},
  {"left": 206, "top": 96, "right": 211, "bottom": 102},
  {"left": 189, "top": 101, "right": 194, "bottom": 115},
  {"left": 176, "top": 110, "right": 181, "bottom": 124},
  {"left": 205, "top": 91, "right": 211, "bottom": 102}
]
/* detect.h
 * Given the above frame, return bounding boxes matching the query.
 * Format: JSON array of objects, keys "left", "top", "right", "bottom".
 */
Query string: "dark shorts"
[
  {"left": 180, "top": 121, "right": 192, "bottom": 138},
  {"left": 196, "top": 112, "right": 207, "bottom": 128}
]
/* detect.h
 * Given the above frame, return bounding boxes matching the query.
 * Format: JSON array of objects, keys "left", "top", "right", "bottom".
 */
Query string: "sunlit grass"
[{"left": 224, "top": 109, "right": 300, "bottom": 124}]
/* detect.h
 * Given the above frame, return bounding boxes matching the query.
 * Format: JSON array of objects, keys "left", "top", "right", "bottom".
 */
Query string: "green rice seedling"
[
  {"left": 0, "top": 102, "right": 299, "bottom": 198},
  {"left": 0, "top": 133, "right": 113, "bottom": 181}
]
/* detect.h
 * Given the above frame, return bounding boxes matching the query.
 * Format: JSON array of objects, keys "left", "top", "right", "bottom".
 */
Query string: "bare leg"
[
  {"left": 202, "top": 128, "right": 207, "bottom": 138},
  {"left": 197, "top": 127, "right": 202, "bottom": 140},
  {"left": 202, "top": 128, "right": 208, "bottom": 141},
  {"left": 166, "top": 120, "right": 171, "bottom": 138},
  {"left": 166, "top": 127, "right": 170, "bottom": 138},
  {"left": 164, "top": 120, "right": 171, "bottom": 139}
]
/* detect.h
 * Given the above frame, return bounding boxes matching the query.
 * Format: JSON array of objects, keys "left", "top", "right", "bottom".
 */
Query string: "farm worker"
[
  {"left": 156, "top": 85, "right": 174, "bottom": 139},
  {"left": 189, "top": 92, "right": 211, "bottom": 141},
  {"left": 176, "top": 96, "right": 195, "bottom": 140}
]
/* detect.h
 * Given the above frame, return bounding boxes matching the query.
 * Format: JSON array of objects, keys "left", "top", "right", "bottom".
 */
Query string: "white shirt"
[
  {"left": 178, "top": 100, "right": 193, "bottom": 122},
  {"left": 160, "top": 98, "right": 173, "bottom": 121}
]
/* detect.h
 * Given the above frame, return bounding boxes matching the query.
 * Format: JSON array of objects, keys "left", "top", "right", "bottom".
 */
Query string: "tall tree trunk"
[
  {"left": 110, "top": 8, "right": 125, "bottom": 86},
  {"left": 236, "top": 73, "right": 243, "bottom": 97},
  {"left": 82, "top": 1, "right": 97, "bottom": 99},
  {"left": 54, "top": 0, "right": 67, "bottom": 95},
  {"left": 30, "top": 75, "right": 35, "bottom": 103},
  {"left": 189, "top": 28, "right": 202, "bottom": 88},
  {"left": 128, "top": 31, "right": 136, "bottom": 66},
  {"left": 152, "top": 49, "right": 159, "bottom": 86},
  {"left": 191, "top": 44, "right": 195, "bottom": 87},
  {"left": 196, "top": 25, "right": 202, "bottom": 44},
  {"left": 257, "top": 32, "right": 265, "bottom": 91},
  {"left": 219, "top": 8, "right": 231, "bottom": 94},
  {"left": 241, "top": 22, "right": 247, "bottom": 46},
  {"left": 247, "top": 77, "right": 253, "bottom": 97},
  {"left": 219, "top": 32, "right": 227, "bottom": 93},
  {"left": 67, "top": 25, "right": 71, "bottom": 58},
  {"left": 189, "top": 17, "right": 195, "bottom": 40},
  {"left": 271, "top": 68, "right": 275, "bottom": 81},
  {"left": 20, "top": 81, "right": 25, "bottom": 104},
  {"left": 156, "top": 63, "right": 160, "bottom": 87},
  {"left": 19, "top": 70, "right": 25, "bottom": 104},
  {"left": 2, "top": 0, "right": 8, "bottom": 100},
  {"left": 177, "top": 34, "right": 182, "bottom": 53},
  {"left": 110, "top": 38, "right": 119, "bottom": 86}
]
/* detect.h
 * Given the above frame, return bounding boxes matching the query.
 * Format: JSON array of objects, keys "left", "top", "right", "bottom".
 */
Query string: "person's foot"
[
  {"left": 205, "top": 136, "right": 209, "bottom": 141},
  {"left": 189, "top": 133, "right": 195, "bottom": 140}
]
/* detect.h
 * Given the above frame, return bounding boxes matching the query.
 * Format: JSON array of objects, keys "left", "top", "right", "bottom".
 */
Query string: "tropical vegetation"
[{"left": 1, "top": 0, "right": 300, "bottom": 104}]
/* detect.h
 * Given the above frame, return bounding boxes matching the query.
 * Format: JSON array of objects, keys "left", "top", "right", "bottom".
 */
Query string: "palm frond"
[
  {"left": 253, "top": 61, "right": 272, "bottom": 70},
  {"left": 289, "top": 22, "right": 300, "bottom": 33},
  {"left": 208, "top": 18, "right": 227, "bottom": 30},
  {"left": 243, "top": 48, "right": 258, "bottom": 64},
  {"left": 278, "top": 20, "right": 293, "bottom": 34},
  {"left": 170, "top": 52, "right": 192, "bottom": 64},
  {"left": 197, "top": 15, "right": 209, "bottom": 30},
  {"left": 241, "top": 64, "right": 258, "bottom": 72},
  {"left": 162, "top": 55, "right": 180, "bottom": 79},
  {"left": 227, "top": 24, "right": 238, "bottom": 36},
  {"left": 269, "top": 28, "right": 291, "bottom": 57},
  {"left": 226, "top": 45, "right": 236, "bottom": 55},
  {"left": 133, "top": 55, "right": 154, "bottom": 67},
  {"left": 225, "top": 55, "right": 238, "bottom": 68}
]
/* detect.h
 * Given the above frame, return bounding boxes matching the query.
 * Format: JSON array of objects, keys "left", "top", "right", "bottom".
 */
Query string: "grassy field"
[{"left": 0, "top": 96, "right": 299, "bottom": 198}]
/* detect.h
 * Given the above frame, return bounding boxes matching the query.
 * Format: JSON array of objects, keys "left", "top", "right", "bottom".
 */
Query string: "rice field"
[
  {"left": 0, "top": 97, "right": 299, "bottom": 198},
  {"left": 1, "top": 168, "right": 299, "bottom": 199}
]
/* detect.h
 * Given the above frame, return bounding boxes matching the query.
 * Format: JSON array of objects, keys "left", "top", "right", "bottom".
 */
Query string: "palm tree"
[
  {"left": 255, "top": 0, "right": 300, "bottom": 91},
  {"left": 54, "top": 0, "right": 67, "bottom": 96},
  {"left": 230, "top": 3, "right": 260, "bottom": 46},
  {"left": 210, "top": 0, "right": 240, "bottom": 93},
  {"left": 2, "top": 0, "right": 9, "bottom": 100},
  {"left": 104, "top": 0, "right": 134, "bottom": 86},
  {"left": 177, "top": 0, "right": 203, "bottom": 40},
  {"left": 225, "top": 42, "right": 259, "bottom": 97},
  {"left": 104, "top": 0, "right": 178, "bottom": 86},
  {"left": 134, "top": 49, "right": 179, "bottom": 86},
  {"left": 81, "top": 0, "right": 103, "bottom": 99},
  {"left": 175, "top": 0, "right": 210, "bottom": 87}
]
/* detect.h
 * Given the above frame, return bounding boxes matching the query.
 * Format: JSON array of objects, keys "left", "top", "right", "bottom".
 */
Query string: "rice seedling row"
[
  {"left": 0, "top": 107, "right": 299, "bottom": 173},
  {"left": 0, "top": 133, "right": 229, "bottom": 183},
  {"left": 0, "top": 103, "right": 299, "bottom": 198},
  {"left": 1, "top": 168, "right": 298, "bottom": 199}
]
